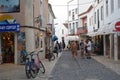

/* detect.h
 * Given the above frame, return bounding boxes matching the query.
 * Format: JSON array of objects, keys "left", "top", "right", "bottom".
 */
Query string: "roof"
[
  {"left": 78, "top": 5, "right": 93, "bottom": 16},
  {"left": 48, "top": 3, "right": 56, "bottom": 19}
]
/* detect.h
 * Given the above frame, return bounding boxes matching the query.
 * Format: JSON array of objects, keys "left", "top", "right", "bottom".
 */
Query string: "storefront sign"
[
  {"left": 115, "top": 21, "right": 120, "bottom": 31},
  {"left": 0, "top": 24, "right": 20, "bottom": 32}
]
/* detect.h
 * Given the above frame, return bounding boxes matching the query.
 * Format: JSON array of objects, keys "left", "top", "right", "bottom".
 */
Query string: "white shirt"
[{"left": 87, "top": 41, "right": 92, "bottom": 51}]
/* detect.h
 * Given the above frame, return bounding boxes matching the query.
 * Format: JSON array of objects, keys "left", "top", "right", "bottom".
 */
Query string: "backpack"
[{"left": 80, "top": 42, "right": 84, "bottom": 49}]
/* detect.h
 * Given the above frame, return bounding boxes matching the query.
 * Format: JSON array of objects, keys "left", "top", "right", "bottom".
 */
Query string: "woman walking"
[
  {"left": 71, "top": 41, "right": 78, "bottom": 58},
  {"left": 80, "top": 40, "right": 85, "bottom": 59}
]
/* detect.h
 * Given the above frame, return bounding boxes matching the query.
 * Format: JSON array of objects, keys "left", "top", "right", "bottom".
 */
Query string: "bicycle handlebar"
[{"left": 25, "top": 51, "right": 36, "bottom": 57}]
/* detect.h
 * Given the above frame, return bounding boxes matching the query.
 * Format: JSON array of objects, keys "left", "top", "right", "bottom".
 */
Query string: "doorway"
[{"left": 1, "top": 32, "right": 14, "bottom": 63}]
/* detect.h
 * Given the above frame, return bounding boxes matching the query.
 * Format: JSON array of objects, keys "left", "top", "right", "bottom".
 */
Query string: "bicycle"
[
  {"left": 25, "top": 49, "right": 45, "bottom": 79},
  {"left": 47, "top": 47, "right": 55, "bottom": 61}
]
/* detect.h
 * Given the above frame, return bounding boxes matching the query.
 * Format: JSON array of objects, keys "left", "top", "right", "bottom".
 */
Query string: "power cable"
[{"left": 50, "top": 1, "right": 94, "bottom": 7}]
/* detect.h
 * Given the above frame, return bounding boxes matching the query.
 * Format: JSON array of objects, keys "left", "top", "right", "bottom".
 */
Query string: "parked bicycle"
[
  {"left": 47, "top": 46, "right": 55, "bottom": 61},
  {"left": 25, "top": 49, "right": 45, "bottom": 79}
]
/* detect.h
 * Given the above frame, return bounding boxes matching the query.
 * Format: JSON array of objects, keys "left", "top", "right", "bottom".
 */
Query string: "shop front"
[{"left": 0, "top": 16, "right": 20, "bottom": 64}]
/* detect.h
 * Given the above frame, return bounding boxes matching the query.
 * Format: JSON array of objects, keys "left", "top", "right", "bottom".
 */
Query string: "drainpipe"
[
  {"left": 109, "top": 34, "right": 112, "bottom": 59},
  {"left": 103, "top": 35, "right": 106, "bottom": 56},
  {"left": 14, "top": 33, "right": 18, "bottom": 64},
  {"left": 114, "top": 32, "right": 118, "bottom": 61}
]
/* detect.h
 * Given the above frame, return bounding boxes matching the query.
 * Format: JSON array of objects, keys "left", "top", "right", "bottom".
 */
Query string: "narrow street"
[{"left": 49, "top": 50, "right": 120, "bottom": 80}]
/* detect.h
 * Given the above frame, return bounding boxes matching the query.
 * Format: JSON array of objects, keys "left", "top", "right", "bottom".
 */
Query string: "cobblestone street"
[{"left": 49, "top": 50, "right": 120, "bottom": 80}]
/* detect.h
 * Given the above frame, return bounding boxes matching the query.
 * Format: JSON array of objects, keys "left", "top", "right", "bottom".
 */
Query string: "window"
[
  {"left": 73, "top": 23, "right": 75, "bottom": 33},
  {"left": 97, "top": 0, "right": 99, "bottom": 3},
  {"left": 106, "top": 0, "right": 108, "bottom": 17},
  {"left": 40, "top": 0, "right": 42, "bottom": 2},
  {"left": 91, "top": 16, "right": 93, "bottom": 26},
  {"left": 89, "top": 18, "right": 91, "bottom": 26},
  {"left": 111, "top": 0, "right": 114, "bottom": 13},
  {"left": 62, "top": 29, "right": 64, "bottom": 34},
  {"left": 76, "top": 22, "right": 78, "bottom": 28},
  {"left": 94, "top": 12, "right": 96, "bottom": 24},
  {"left": 73, "top": 23, "right": 75, "bottom": 28},
  {"left": 69, "top": 23, "right": 71, "bottom": 29},
  {"left": 101, "top": 6, "right": 103, "bottom": 20},
  {"left": 97, "top": 9, "right": 99, "bottom": 28},
  {"left": 118, "top": 0, "right": 120, "bottom": 8},
  {"left": 41, "top": 40, "right": 43, "bottom": 48},
  {"left": 75, "top": 8, "right": 78, "bottom": 14},
  {"left": 69, "top": 11, "right": 71, "bottom": 16},
  {"left": 72, "top": 12, "right": 75, "bottom": 20},
  {"left": 0, "top": 0, "right": 20, "bottom": 13}
]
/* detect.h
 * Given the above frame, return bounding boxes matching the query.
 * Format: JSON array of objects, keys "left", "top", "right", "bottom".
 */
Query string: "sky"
[{"left": 49, "top": 0, "right": 70, "bottom": 23}]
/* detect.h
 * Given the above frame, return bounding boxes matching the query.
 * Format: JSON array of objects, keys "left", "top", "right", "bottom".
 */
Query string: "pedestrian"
[
  {"left": 54, "top": 41, "right": 59, "bottom": 57},
  {"left": 86, "top": 39, "right": 92, "bottom": 59},
  {"left": 62, "top": 41, "right": 66, "bottom": 50},
  {"left": 80, "top": 40, "right": 85, "bottom": 59},
  {"left": 59, "top": 42, "right": 62, "bottom": 52},
  {"left": 71, "top": 41, "right": 78, "bottom": 58},
  {"left": 21, "top": 46, "right": 27, "bottom": 64},
  {"left": 84, "top": 39, "right": 88, "bottom": 57},
  {"left": 67, "top": 41, "right": 71, "bottom": 50}
]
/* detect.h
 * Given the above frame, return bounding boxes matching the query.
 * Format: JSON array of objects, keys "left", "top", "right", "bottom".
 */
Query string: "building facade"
[
  {"left": 0, "top": 0, "right": 54, "bottom": 64},
  {"left": 67, "top": 0, "right": 79, "bottom": 41},
  {"left": 88, "top": 0, "right": 120, "bottom": 61}
]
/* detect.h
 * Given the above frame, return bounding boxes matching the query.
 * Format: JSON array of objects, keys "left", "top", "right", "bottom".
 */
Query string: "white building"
[
  {"left": 88, "top": 0, "right": 120, "bottom": 61},
  {"left": 102, "top": 0, "right": 120, "bottom": 61},
  {"left": 67, "top": 0, "right": 78, "bottom": 35},
  {"left": 54, "top": 19, "right": 68, "bottom": 46}
]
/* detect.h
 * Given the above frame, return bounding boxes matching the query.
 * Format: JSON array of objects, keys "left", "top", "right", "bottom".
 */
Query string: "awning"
[
  {"left": 87, "top": 25, "right": 108, "bottom": 36},
  {"left": 98, "top": 25, "right": 109, "bottom": 35},
  {"left": 87, "top": 19, "right": 120, "bottom": 36},
  {"left": 87, "top": 31, "right": 97, "bottom": 36},
  {"left": 67, "top": 35, "right": 79, "bottom": 41},
  {"left": 108, "top": 20, "right": 120, "bottom": 34}
]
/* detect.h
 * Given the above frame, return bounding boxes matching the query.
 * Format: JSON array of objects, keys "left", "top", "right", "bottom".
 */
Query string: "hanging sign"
[
  {"left": 115, "top": 21, "right": 120, "bottom": 31},
  {"left": 0, "top": 24, "right": 20, "bottom": 32}
]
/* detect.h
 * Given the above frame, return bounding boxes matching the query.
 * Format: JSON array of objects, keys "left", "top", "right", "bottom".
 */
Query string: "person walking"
[
  {"left": 71, "top": 41, "right": 78, "bottom": 58},
  {"left": 54, "top": 41, "right": 59, "bottom": 57},
  {"left": 80, "top": 40, "right": 85, "bottom": 59},
  {"left": 86, "top": 39, "right": 92, "bottom": 59}
]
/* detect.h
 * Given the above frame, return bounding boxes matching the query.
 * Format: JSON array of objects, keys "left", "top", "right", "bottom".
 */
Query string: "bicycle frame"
[{"left": 25, "top": 49, "right": 45, "bottom": 79}]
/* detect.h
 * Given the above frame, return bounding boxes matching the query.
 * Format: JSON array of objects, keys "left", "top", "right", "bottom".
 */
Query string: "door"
[{"left": 1, "top": 32, "right": 14, "bottom": 63}]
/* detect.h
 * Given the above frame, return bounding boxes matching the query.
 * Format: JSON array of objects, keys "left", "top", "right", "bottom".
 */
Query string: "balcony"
[
  {"left": 77, "top": 26, "right": 88, "bottom": 34},
  {"left": 70, "top": 29, "right": 75, "bottom": 35}
]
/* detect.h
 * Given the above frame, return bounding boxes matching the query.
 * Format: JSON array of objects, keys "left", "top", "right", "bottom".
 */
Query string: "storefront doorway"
[{"left": 1, "top": 32, "right": 14, "bottom": 63}]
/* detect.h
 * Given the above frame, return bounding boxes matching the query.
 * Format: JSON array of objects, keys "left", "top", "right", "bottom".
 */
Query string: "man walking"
[
  {"left": 80, "top": 40, "right": 85, "bottom": 59},
  {"left": 86, "top": 39, "right": 92, "bottom": 59}
]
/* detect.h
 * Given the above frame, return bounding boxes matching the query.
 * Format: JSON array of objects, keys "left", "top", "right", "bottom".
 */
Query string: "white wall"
[
  {"left": 104, "top": 0, "right": 120, "bottom": 25},
  {"left": 93, "top": 0, "right": 104, "bottom": 30},
  {"left": 54, "top": 19, "right": 68, "bottom": 45},
  {"left": 68, "top": 0, "right": 78, "bottom": 21},
  {"left": 87, "top": 8, "right": 94, "bottom": 32},
  {"left": 79, "top": 0, "right": 94, "bottom": 14}
]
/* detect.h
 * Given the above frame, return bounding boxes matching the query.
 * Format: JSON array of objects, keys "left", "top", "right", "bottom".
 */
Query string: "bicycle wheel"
[
  {"left": 50, "top": 53, "right": 55, "bottom": 61},
  {"left": 30, "top": 64, "right": 38, "bottom": 78},
  {"left": 39, "top": 61, "right": 45, "bottom": 74},
  {"left": 25, "top": 63, "right": 31, "bottom": 79}
]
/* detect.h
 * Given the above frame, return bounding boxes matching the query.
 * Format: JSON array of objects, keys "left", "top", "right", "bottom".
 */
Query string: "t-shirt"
[
  {"left": 87, "top": 41, "right": 92, "bottom": 51},
  {"left": 80, "top": 42, "right": 84, "bottom": 49}
]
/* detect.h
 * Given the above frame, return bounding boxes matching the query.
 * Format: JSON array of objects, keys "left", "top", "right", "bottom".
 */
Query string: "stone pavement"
[
  {"left": 49, "top": 51, "right": 120, "bottom": 80},
  {"left": 0, "top": 51, "right": 120, "bottom": 80},
  {"left": 92, "top": 55, "right": 120, "bottom": 75},
  {"left": 0, "top": 52, "right": 62, "bottom": 80}
]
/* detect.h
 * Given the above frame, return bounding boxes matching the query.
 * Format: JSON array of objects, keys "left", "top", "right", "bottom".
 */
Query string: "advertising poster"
[
  {"left": 17, "top": 32, "right": 26, "bottom": 64},
  {"left": 0, "top": 0, "right": 20, "bottom": 13}
]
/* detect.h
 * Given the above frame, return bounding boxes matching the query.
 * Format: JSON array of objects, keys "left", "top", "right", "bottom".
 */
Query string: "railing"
[{"left": 77, "top": 26, "right": 88, "bottom": 34}]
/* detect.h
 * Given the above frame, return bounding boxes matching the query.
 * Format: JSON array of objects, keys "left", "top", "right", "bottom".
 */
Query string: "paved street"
[
  {"left": 0, "top": 50, "right": 120, "bottom": 80},
  {"left": 49, "top": 50, "right": 120, "bottom": 80}
]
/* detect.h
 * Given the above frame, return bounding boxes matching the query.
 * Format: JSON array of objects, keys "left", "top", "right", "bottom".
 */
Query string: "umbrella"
[{"left": 52, "top": 35, "right": 58, "bottom": 42}]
